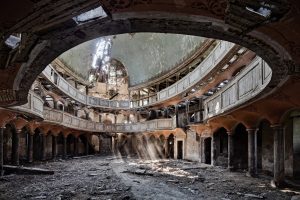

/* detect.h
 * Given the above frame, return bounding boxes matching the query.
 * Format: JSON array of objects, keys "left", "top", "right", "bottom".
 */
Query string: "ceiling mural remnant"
[{"left": 57, "top": 33, "right": 205, "bottom": 86}]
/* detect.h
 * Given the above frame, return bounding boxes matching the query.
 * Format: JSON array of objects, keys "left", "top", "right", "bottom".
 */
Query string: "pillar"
[
  {"left": 164, "top": 138, "right": 168, "bottom": 158},
  {"left": 63, "top": 136, "right": 67, "bottom": 159},
  {"left": 11, "top": 129, "right": 20, "bottom": 166},
  {"left": 85, "top": 137, "right": 89, "bottom": 156},
  {"left": 52, "top": 135, "right": 57, "bottom": 159},
  {"left": 98, "top": 135, "right": 101, "bottom": 154},
  {"left": 211, "top": 135, "right": 217, "bottom": 166},
  {"left": 27, "top": 133, "right": 33, "bottom": 163},
  {"left": 247, "top": 129, "right": 257, "bottom": 177},
  {"left": 0, "top": 127, "right": 4, "bottom": 176},
  {"left": 272, "top": 125, "right": 285, "bottom": 186},
  {"left": 41, "top": 134, "right": 47, "bottom": 161},
  {"left": 228, "top": 132, "right": 234, "bottom": 171},
  {"left": 74, "top": 137, "right": 78, "bottom": 156}
]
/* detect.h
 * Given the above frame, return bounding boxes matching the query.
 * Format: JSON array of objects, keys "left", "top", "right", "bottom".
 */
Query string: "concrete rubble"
[{"left": 0, "top": 156, "right": 298, "bottom": 200}]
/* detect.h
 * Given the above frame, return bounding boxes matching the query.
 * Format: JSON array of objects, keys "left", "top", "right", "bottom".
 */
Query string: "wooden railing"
[
  {"left": 203, "top": 57, "right": 272, "bottom": 120},
  {"left": 43, "top": 107, "right": 175, "bottom": 133}
]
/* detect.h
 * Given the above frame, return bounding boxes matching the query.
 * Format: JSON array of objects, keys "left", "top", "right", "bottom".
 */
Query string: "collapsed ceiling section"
[{"left": 58, "top": 33, "right": 205, "bottom": 87}]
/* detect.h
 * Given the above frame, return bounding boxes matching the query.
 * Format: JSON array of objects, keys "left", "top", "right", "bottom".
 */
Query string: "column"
[
  {"left": 52, "top": 135, "right": 57, "bottom": 159},
  {"left": 11, "top": 129, "right": 20, "bottom": 166},
  {"left": 272, "top": 125, "right": 285, "bottom": 186},
  {"left": 247, "top": 129, "right": 257, "bottom": 177},
  {"left": 74, "top": 137, "right": 78, "bottom": 156},
  {"left": 63, "top": 136, "right": 67, "bottom": 159},
  {"left": 0, "top": 127, "right": 4, "bottom": 176},
  {"left": 27, "top": 133, "right": 33, "bottom": 163},
  {"left": 41, "top": 134, "right": 47, "bottom": 161},
  {"left": 228, "top": 132, "right": 234, "bottom": 171},
  {"left": 85, "top": 137, "right": 89, "bottom": 156},
  {"left": 164, "top": 138, "right": 168, "bottom": 158},
  {"left": 98, "top": 135, "right": 101, "bottom": 154},
  {"left": 175, "top": 105, "right": 178, "bottom": 127},
  {"left": 211, "top": 135, "right": 217, "bottom": 166}
]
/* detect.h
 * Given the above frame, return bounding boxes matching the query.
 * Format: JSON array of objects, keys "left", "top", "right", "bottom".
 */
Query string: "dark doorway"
[
  {"left": 167, "top": 134, "right": 174, "bottom": 159},
  {"left": 256, "top": 120, "right": 274, "bottom": 175},
  {"left": 33, "top": 130, "right": 42, "bottom": 161},
  {"left": 177, "top": 141, "right": 183, "bottom": 159},
  {"left": 204, "top": 137, "right": 212, "bottom": 164},
  {"left": 233, "top": 124, "right": 248, "bottom": 170}
]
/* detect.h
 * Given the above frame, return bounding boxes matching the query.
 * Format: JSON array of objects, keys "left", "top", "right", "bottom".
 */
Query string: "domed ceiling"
[{"left": 58, "top": 33, "right": 205, "bottom": 87}]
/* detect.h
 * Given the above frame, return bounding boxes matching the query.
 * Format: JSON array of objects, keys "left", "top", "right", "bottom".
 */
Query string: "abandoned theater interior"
[{"left": 0, "top": 0, "right": 300, "bottom": 199}]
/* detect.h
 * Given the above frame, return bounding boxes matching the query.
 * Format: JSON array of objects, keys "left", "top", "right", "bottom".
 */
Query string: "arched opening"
[
  {"left": 148, "top": 135, "right": 159, "bottom": 159},
  {"left": 204, "top": 137, "right": 212, "bottom": 165},
  {"left": 33, "top": 129, "right": 43, "bottom": 161},
  {"left": 159, "top": 135, "right": 166, "bottom": 158},
  {"left": 283, "top": 110, "right": 300, "bottom": 180},
  {"left": 3, "top": 124, "right": 15, "bottom": 165},
  {"left": 213, "top": 127, "right": 228, "bottom": 167},
  {"left": 56, "top": 133, "right": 64, "bottom": 157},
  {"left": 67, "top": 134, "right": 75, "bottom": 156},
  {"left": 19, "top": 127, "right": 30, "bottom": 164},
  {"left": 256, "top": 120, "right": 274, "bottom": 176},
  {"left": 167, "top": 134, "right": 175, "bottom": 159},
  {"left": 232, "top": 123, "right": 248, "bottom": 170}
]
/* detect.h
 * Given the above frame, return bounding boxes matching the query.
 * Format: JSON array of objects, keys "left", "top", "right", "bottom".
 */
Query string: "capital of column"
[
  {"left": 246, "top": 128, "right": 258, "bottom": 133},
  {"left": 271, "top": 124, "right": 283, "bottom": 130},
  {"left": 227, "top": 131, "right": 233, "bottom": 136}
]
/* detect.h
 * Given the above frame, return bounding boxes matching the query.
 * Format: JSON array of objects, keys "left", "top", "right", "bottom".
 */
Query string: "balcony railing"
[
  {"left": 132, "top": 40, "right": 236, "bottom": 107},
  {"left": 42, "top": 40, "right": 235, "bottom": 110},
  {"left": 203, "top": 57, "right": 272, "bottom": 120},
  {"left": 43, "top": 107, "right": 175, "bottom": 133},
  {"left": 11, "top": 90, "right": 44, "bottom": 119},
  {"left": 42, "top": 66, "right": 130, "bottom": 109}
]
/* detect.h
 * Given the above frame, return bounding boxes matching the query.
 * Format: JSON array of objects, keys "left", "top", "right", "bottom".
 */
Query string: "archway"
[
  {"left": 204, "top": 137, "right": 212, "bottom": 165},
  {"left": 167, "top": 134, "right": 175, "bottom": 159},
  {"left": 213, "top": 127, "right": 228, "bottom": 167},
  {"left": 67, "top": 134, "right": 75, "bottom": 156},
  {"left": 283, "top": 110, "right": 300, "bottom": 180},
  {"left": 33, "top": 129, "right": 43, "bottom": 161},
  {"left": 3, "top": 124, "right": 15, "bottom": 165},
  {"left": 232, "top": 123, "right": 248, "bottom": 170},
  {"left": 256, "top": 120, "right": 274, "bottom": 176}
]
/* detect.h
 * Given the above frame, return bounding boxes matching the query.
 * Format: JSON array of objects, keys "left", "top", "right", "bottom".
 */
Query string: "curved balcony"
[
  {"left": 42, "top": 40, "right": 236, "bottom": 110},
  {"left": 42, "top": 66, "right": 130, "bottom": 109},
  {"left": 151, "top": 41, "right": 235, "bottom": 105},
  {"left": 10, "top": 91, "right": 44, "bottom": 119},
  {"left": 203, "top": 57, "right": 272, "bottom": 120},
  {"left": 43, "top": 107, "right": 175, "bottom": 133}
]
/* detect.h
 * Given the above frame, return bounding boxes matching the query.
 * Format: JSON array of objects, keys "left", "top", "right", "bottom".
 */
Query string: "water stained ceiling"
[{"left": 58, "top": 33, "right": 205, "bottom": 86}]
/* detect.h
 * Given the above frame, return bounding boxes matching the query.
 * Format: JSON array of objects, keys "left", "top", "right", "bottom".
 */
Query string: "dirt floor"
[{"left": 0, "top": 156, "right": 298, "bottom": 200}]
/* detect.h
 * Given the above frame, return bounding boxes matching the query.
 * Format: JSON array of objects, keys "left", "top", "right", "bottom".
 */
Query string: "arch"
[
  {"left": 232, "top": 123, "right": 248, "bottom": 170},
  {"left": 212, "top": 127, "right": 228, "bottom": 167},
  {"left": 204, "top": 137, "right": 212, "bottom": 165},
  {"left": 256, "top": 119, "right": 274, "bottom": 176},
  {"left": 282, "top": 108, "right": 300, "bottom": 179},
  {"left": 167, "top": 134, "right": 175, "bottom": 159}
]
